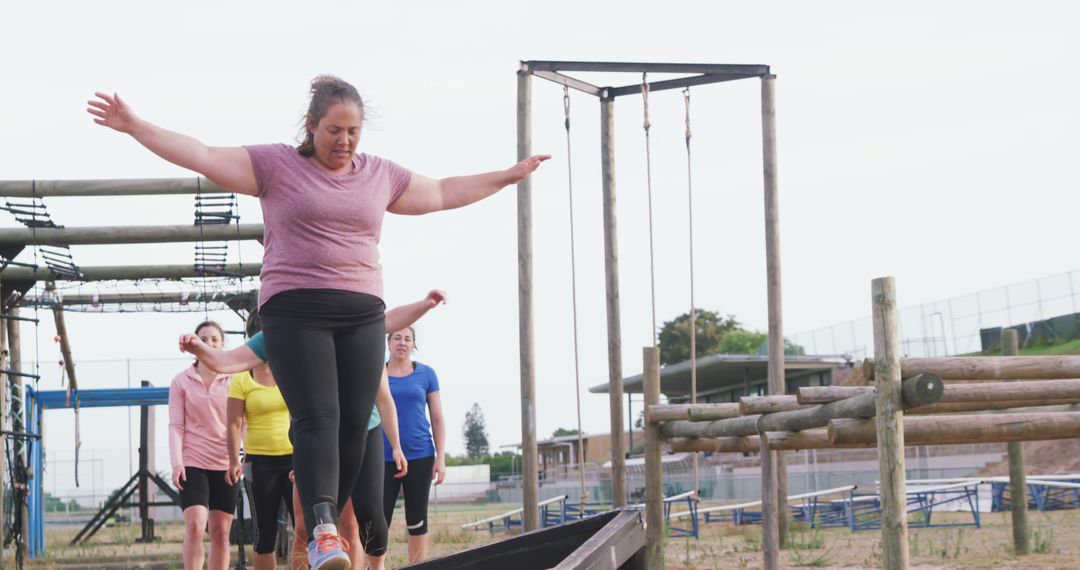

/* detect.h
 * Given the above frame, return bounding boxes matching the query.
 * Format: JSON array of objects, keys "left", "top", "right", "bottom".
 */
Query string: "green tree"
[
  {"left": 462, "top": 402, "right": 490, "bottom": 460},
  {"left": 658, "top": 309, "right": 741, "bottom": 365},
  {"left": 716, "top": 330, "right": 768, "bottom": 354},
  {"left": 552, "top": 427, "right": 579, "bottom": 437},
  {"left": 785, "top": 338, "right": 806, "bottom": 355},
  {"left": 486, "top": 451, "right": 521, "bottom": 481}
]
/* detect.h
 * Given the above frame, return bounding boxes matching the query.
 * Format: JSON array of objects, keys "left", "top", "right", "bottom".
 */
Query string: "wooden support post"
[
  {"left": 7, "top": 309, "right": 23, "bottom": 468},
  {"left": 601, "top": 91, "right": 627, "bottom": 507},
  {"left": 6, "top": 308, "right": 28, "bottom": 564},
  {"left": 872, "top": 277, "right": 908, "bottom": 570},
  {"left": 1002, "top": 330, "right": 1030, "bottom": 555},
  {"left": 760, "top": 433, "right": 779, "bottom": 570},
  {"left": 760, "top": 72, "right": 788, "bottom": 554},
  {"left": 516, "top": 66, "right": 539, "bottom": 532},
  {"left": 643, "top": 347, "right": 664, "bottom": 570}
]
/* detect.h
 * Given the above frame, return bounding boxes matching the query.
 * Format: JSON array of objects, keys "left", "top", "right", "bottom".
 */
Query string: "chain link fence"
[{"left": 789, "top": 269, "right": 1080, "bottom": 360}]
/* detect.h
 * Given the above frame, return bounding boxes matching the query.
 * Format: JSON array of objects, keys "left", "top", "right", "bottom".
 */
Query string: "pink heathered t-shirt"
[{"left": 245, "top": 144, "right": 413, "bottom": 306}]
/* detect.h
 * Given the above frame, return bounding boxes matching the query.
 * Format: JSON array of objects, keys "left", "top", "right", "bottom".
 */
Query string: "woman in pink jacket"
[{"left": 169, "top": 320, "right": 237, "bottom": 570}]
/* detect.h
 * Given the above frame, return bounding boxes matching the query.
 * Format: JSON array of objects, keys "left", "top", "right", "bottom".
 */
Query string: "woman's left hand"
[
  {"left": 505, "top": 155, "right": 551, "bottom": 185},
  {"left": 426, "top": 289, "right": 448, "bottom": 308},
  {"left": 433, "top": 455, "right": 446, "bottom": 485}
]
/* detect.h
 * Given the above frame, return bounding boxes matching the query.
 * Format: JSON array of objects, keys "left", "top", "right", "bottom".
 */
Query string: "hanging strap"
[{"left": 562, "top": 86, "right": 589, "bottom": 511}]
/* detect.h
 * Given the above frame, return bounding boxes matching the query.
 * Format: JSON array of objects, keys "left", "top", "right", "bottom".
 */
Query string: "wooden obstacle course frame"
[{"left": 641, "top": 277, "right": 1080, "bottom": 569}]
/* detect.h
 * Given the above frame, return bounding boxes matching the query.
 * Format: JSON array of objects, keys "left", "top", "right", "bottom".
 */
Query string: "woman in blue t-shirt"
[{"left": 383, "top": 327, "right": 444, "bottom": 564}]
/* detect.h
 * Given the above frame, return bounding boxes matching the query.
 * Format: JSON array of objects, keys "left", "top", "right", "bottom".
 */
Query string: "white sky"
[{"left": 2, "top": 2, "right": 1078, "bottom": 496}]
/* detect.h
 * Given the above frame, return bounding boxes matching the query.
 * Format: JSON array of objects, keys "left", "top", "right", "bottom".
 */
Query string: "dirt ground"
[
  {"left": 22, "top": 504, "right": 1080, "bottom": 568},
  {"left": 665, "top": 509, "right": 1080, "bottom": 569}
]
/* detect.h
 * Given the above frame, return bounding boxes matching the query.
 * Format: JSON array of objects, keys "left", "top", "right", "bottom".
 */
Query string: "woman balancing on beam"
[
  {"left": 181, "top": 291, "right": 446, "bottom": 570},
  {"left": 168, "top": 320, "right": 238, "bottom": 570},
  {"left": 89, "top": 74, "right": 548, "bottom": 570}
]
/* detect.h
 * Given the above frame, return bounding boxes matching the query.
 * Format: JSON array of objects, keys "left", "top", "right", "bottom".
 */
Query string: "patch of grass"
[
  {"left": 736, "top": 528, "right": 762, "bottom": 552},
  {"left": 977, "top": 337, "right": 1080, "bottom": 356},
  {"left": 786, "top": 527, "right": 831, "bottom": 567},
  {"left": 1033, "top": 525, "right": 1056, "bottom": 554}
]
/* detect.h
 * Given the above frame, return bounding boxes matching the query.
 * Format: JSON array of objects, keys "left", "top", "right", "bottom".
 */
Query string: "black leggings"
[
  {"left": 351, "top": 426, "right": 387, "bottom": 555},
  {"left": 246, "top": 454, "right": 294, "bottom": 555},
  {"left": 383, "top": 456, "right": 434, "bottom": 536},
  {"left": 260, "top": 289, "right": 385, "bottom": 528}
]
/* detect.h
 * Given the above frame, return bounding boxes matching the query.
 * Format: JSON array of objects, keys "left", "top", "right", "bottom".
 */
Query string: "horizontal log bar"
[
  {"left": 0, "top": 178, "right": 227, "bottom": 197},
  {"left": 522, "top": 61, "right": 770, "bottom": 75},
  {"left": 607, "top": 73, "right": 757, "bottom": 98},
  {"left": 739, "top": 395, "right": 811, "bottom": 415},
  {"left": 910, "top": 401, "right": 1080, "bottom": 414},
  {"left": 670, "top": 431, "right": 873, "bottom": 453},
  {"left": 797, "top": 385, "right": 873, "bottom": 404},
  {"left": 672, "top": 406, "right": 1080, "bottom": 453},
  {"left": 645, "top": 403, "right": 740, "bottom": 423},
  {"left": 802, "top": 379, "right": 1080, "bottom": 407},
  {"left": 19, "top": 289, "right": 257, "bottom": 308},
  {"left": 661, "top": 374, "right": 942, "bottom": 438},
  {"left": 660, "top": 414, "right": 760, "bottom": 438},
  {"left": 0, "top": 224, "right": 263, "bottom": 246},
  {"left": 938, "top": 379, "right": 1080, "bottom": 403},
  {"left": 757, "top": 374, "right": 942, "bottom": 434},
  {"left": 0, "top": 263, "right": 261, "bottom": 282},
  {"left": 829, "top": 412, "right": 1080, "bottom": 445},
  {"left": 531, "top": 70, "right": 604, "bottom": 97},
  {"left": 864, "top": 356, "right": 1080, "bottom": 381}
]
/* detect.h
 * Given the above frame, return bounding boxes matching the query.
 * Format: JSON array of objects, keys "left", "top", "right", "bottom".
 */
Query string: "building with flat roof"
[{"left": 589, "top": 353, "right": 853, "bottom": 403}]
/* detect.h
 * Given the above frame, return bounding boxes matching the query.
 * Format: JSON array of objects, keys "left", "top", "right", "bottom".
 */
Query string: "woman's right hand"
[
  {"left": 87, "top": 92, "right": 139, "bottom": 134},
  {"left": 172, "top": 466, "right": 186, "bottom": 490},
  {"left": 226, "top": 460, "right": 243, "bottom": 486},
  {"left": 178, "top": 333, "right": 203, "bottom": 355},
  {"left": 391, "top": 448, "right": 409, "bottom": 479}
]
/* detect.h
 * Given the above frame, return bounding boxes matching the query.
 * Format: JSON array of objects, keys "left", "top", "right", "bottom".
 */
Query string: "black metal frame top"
[{"left": 521, "top": 60, "right": 770, "bottom": 99}]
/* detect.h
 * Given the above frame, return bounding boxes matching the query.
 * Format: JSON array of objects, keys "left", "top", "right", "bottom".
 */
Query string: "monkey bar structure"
[{"left": 0, "top": 176, "right": 259, "bottom": 564}]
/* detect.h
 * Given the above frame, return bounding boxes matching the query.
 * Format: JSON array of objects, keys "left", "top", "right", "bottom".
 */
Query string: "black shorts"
[
  {"left": 179, "top": 466, "right": 240, "bottom": 513},
  {"left": 384, "top": 455, "right": 434, "bottom": 536}
]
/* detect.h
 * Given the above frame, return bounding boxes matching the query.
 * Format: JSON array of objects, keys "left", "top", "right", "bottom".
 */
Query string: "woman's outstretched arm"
[
  {"left": 388, "top": 155, "right": 550, "bottom": 215},
  {"left": 385, "top": 289, "right": 447, "bottom": 333},
  {"left": 87, "top": 92, "right": 258, "bottom": 195},
  {"left": 179, "top": 334, "right": 263, "bottom": 373}
]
